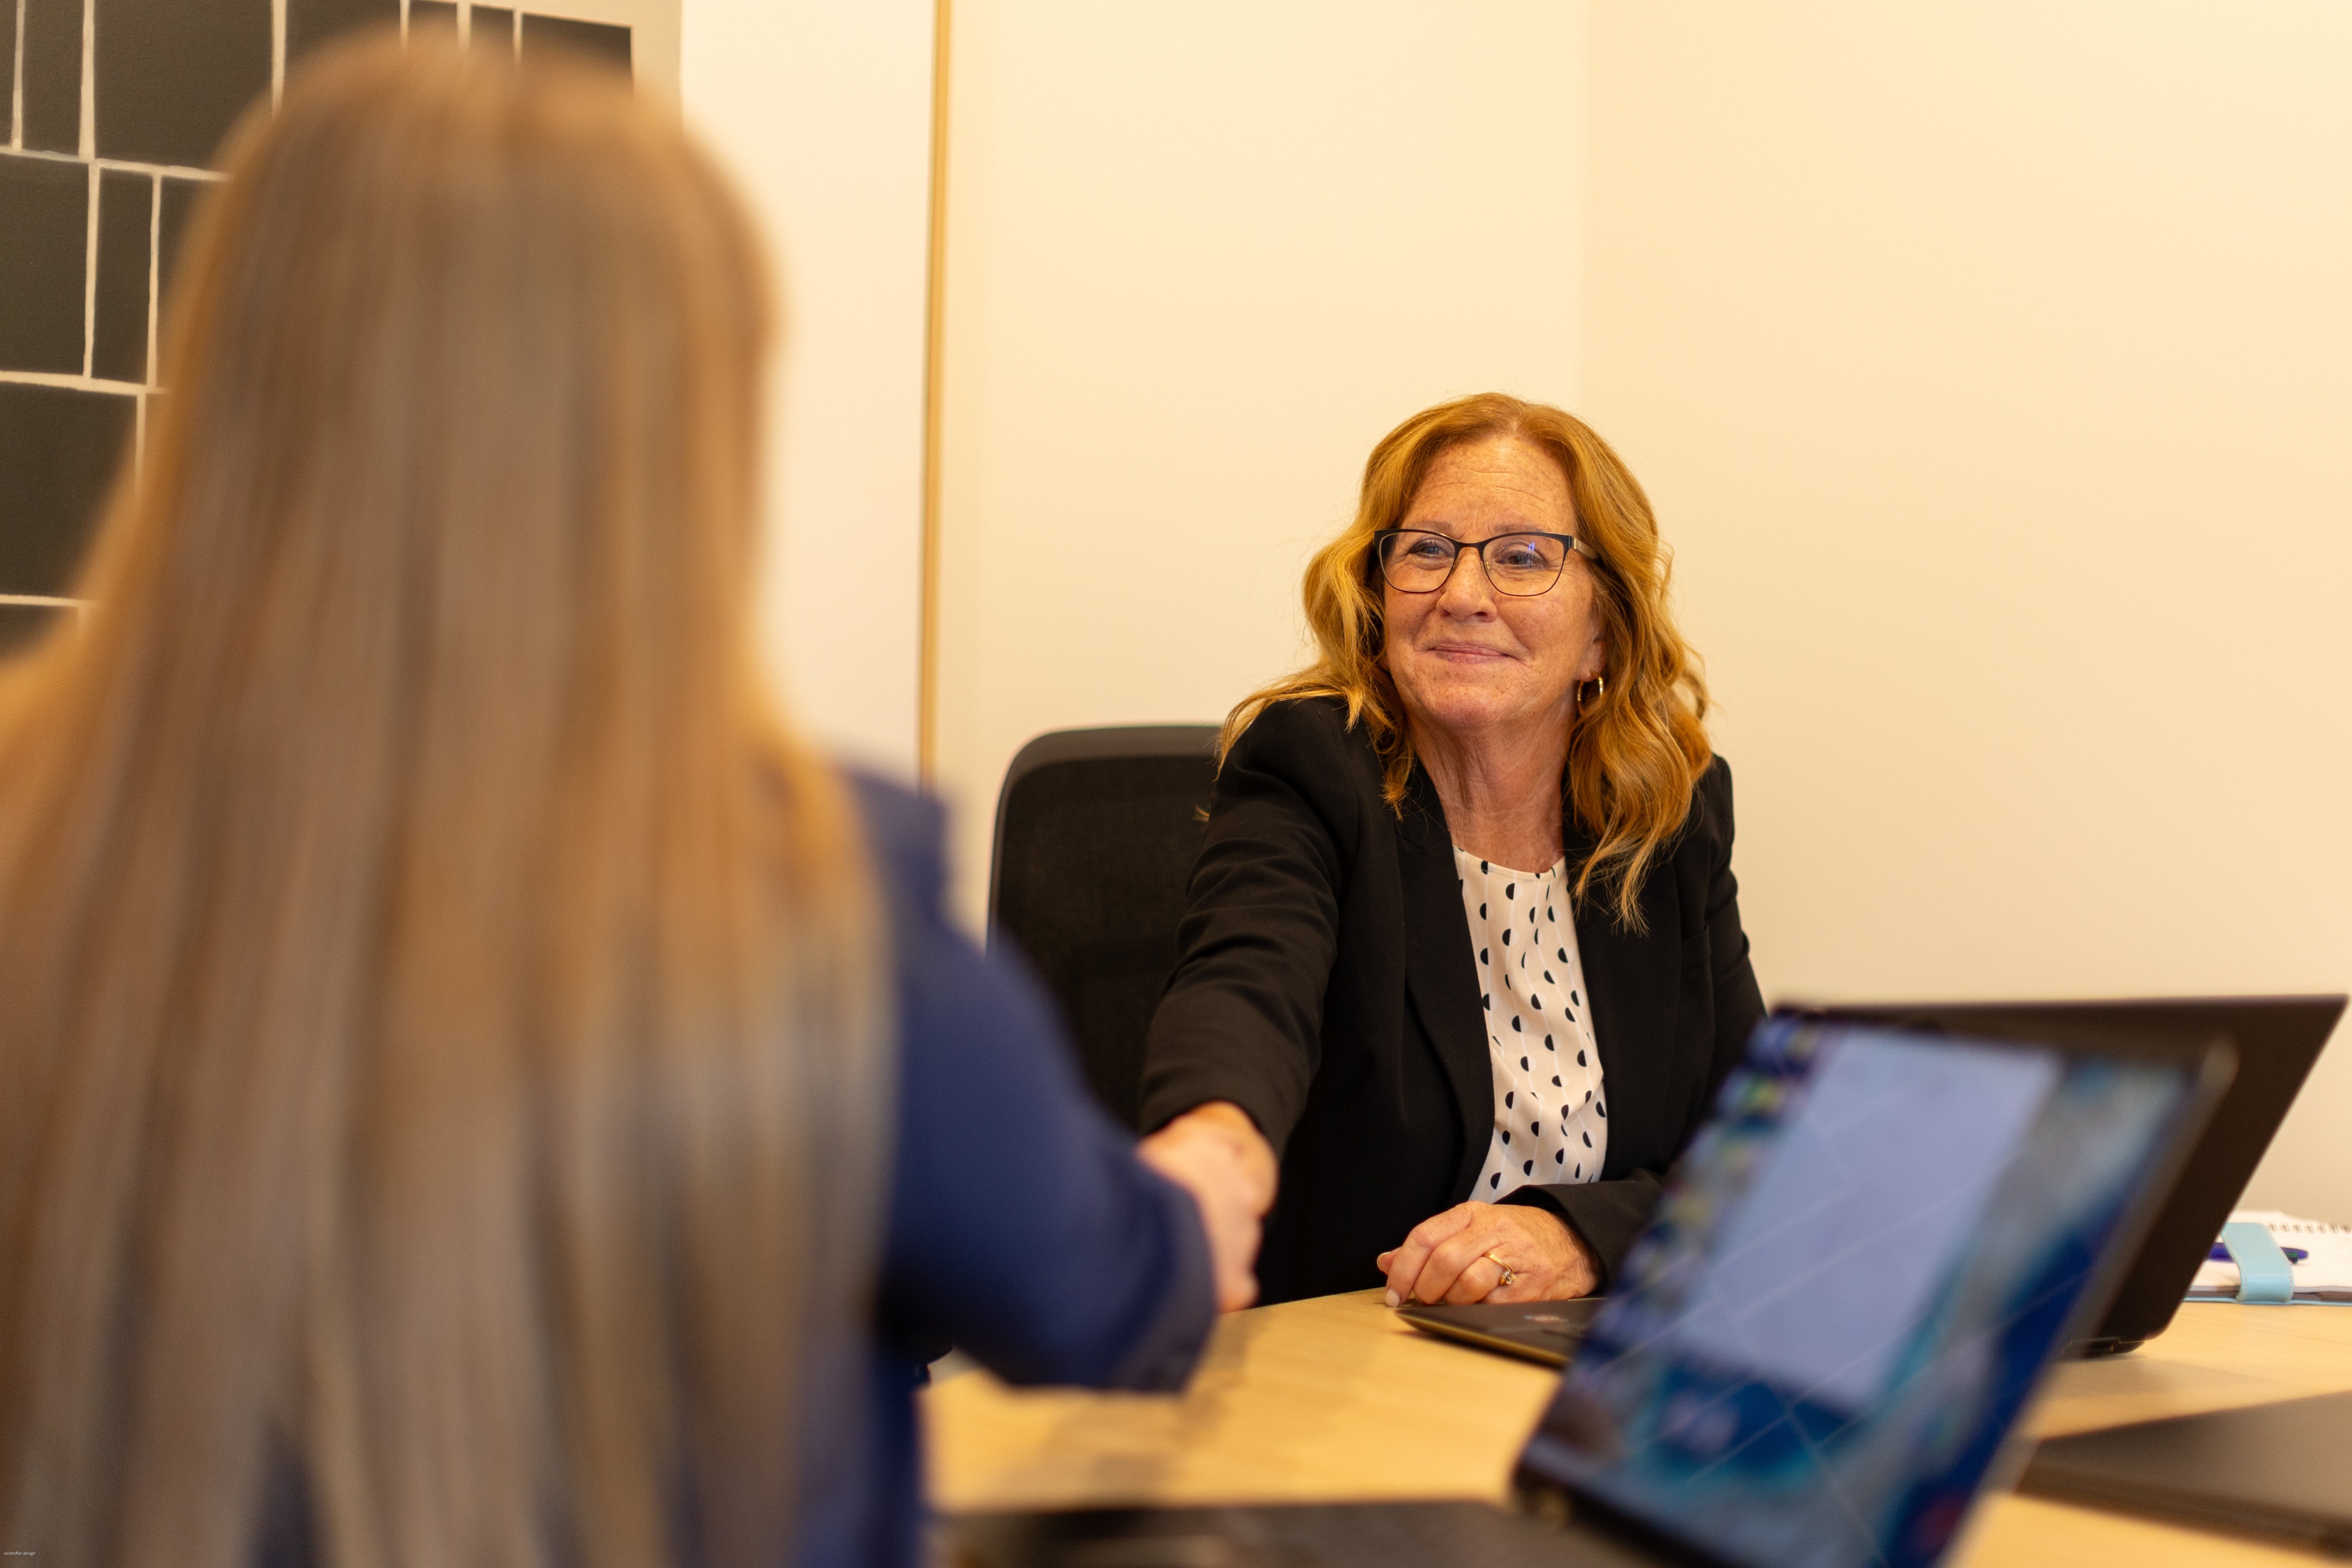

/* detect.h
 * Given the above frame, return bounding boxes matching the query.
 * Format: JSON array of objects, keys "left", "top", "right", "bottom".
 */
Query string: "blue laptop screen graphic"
[{"left": 1519, "top": 1018, "right": 2194, "bottom": 1568}]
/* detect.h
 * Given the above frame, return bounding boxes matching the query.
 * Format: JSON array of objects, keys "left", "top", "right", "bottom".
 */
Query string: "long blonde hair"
[
  {"left": 1227, "top": 393, "right": 1712, "bottom": 927},
  {"left": 0, "top": 36, "right": 889, "bottom": 1568}
]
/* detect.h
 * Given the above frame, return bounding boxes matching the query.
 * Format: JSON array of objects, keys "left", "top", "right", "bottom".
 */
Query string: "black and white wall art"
[{"left": 0, "top": 0, "right": 657, "bottom": 653}]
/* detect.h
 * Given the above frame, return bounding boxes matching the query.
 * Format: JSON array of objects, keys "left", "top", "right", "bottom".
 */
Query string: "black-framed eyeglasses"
[{"left": 1373, "top": 528, "right": 1597, "bottom": 597}]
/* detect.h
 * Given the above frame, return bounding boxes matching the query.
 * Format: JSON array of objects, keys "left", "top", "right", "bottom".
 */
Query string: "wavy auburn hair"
[
  {"left": 1225, "top": 393, "right": 1711, "bottom": 928},
  {"left": 0, "top": 35, "right": 888, "bottom": 1568}
]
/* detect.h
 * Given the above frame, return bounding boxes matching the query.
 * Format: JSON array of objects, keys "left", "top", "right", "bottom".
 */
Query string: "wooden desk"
[{"left": 927, "top": 1293, "right": 2352, "bottom": 1565}]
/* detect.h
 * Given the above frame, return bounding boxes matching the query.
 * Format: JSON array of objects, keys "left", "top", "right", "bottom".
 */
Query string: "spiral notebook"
[{"left": 2187, "top": 1209, "right": 2352, "bottom": 1303}]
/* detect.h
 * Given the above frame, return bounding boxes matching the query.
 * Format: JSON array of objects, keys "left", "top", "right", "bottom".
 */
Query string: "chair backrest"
[{"left": 988, "top": 725, "right": 1221, "bottom": 1130}]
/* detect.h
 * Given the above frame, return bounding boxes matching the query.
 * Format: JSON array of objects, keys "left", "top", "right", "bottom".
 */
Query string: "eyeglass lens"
[{"left": 1378, "top": 531, "right": 1568, "bottom": 596}]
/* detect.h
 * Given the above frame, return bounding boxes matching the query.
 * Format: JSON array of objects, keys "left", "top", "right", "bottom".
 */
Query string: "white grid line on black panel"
[
  {"left": 0, "top": 366, "right": 147, "bottom": 395},
  {"left": 3, "top": 141, "right": 230, "bottom": 182},
  {"left": 143, "top": 168, "right": 157, "bottom": 383},
  {"left": 73, "top": 0, "right": 86, "bottom": 158},
  {"left": 11, "top": 0, "right": 25, "bottom": 148},
  {"left": 457, "top": 3, "right": 516, "bottom": 56},
  {"left": 79, "top": 156, "right": 95, "bottom": 376}
]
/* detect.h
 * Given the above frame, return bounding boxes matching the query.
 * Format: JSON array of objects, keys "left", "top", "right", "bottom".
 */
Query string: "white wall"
[
  {"left": 1580, "top": 1, "right": 2352, "bottom": 1218},
  {"left": 680, "top": 0, "right": 932, "bottom": 775},
  {"left": 932, "top": 0, "right": 1587, "bottom": 921}
]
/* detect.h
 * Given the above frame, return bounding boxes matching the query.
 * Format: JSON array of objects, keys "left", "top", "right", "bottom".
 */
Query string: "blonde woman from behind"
[{"left": 0, "top": 36, "right": 1263, "bottom": 1568}]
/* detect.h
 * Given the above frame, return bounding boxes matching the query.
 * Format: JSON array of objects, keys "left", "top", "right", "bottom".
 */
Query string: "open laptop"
[
  {"left": 951, "top": 1012, "right": 2230, "bottom": 1568},
  {"left": 1398, "top": 996, "right": 2340, "bottom": 1368},
  {"left": 1815, "top": 996, "right": 2342, "bottom": 1353},
  {"left": 1394, "top": 1296, "right": 1610, "bottom": 1366}
]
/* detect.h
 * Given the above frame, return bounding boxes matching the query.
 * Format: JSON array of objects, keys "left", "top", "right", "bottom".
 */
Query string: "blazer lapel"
[
  {"left": 1394, "top": 769, "right": 1496, "bottom": 1200},
  {"left": 1568, "top": 813, "right": 1683, "bottom": 1179}
]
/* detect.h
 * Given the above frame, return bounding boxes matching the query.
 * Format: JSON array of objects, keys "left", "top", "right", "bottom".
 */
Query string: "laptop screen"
[{"left": 1516, "top": 1016, "right": 2205, "bottom": 1568}]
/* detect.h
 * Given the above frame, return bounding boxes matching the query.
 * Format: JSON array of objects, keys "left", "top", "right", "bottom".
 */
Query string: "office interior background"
[{"left": 3, "top": 2, "right": 2347, "bottom": 1219}]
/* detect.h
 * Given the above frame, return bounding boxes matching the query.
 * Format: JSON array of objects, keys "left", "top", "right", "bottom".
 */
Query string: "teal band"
[{"left": 2220, "top": 1220, "right": 2296, "bottom": 1304}]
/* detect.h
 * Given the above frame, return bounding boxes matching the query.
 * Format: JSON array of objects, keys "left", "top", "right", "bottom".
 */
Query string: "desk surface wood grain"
[{"left": 925, "top": 1292, "right": 2352, "bottom": 1564}]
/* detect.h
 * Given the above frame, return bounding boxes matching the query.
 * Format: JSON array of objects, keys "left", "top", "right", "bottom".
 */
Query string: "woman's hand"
[
  {"left": 1136, "top": 1101, "right": 1278, "bottom": 1312},
  {"left": 1377, "top": 1201, "right": 1597, "bottom": 1306}
]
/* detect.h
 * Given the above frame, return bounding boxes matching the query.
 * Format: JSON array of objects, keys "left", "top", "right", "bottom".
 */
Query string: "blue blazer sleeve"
[{"left": 857, "top": 779, "right": 1216, "bottom": 1391}]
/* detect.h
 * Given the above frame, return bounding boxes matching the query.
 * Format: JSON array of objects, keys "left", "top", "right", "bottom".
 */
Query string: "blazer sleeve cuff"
[
  {"left": 1098, "top": 1170, "right": 1219, "bottom": 1391},
  {"left": 1499, "top": 1174, "right": 1663, "bottom": 1293}
]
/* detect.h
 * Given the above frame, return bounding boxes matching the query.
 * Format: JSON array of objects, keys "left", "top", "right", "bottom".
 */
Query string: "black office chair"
[{"left": 988, "top": 725, "right": 1221, "bottom": 1130}]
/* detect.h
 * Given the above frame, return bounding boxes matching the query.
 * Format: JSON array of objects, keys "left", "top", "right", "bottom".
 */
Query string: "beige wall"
[
  {"left": 1580, "top": 2, "right": 2352, "bottom": 1219},
  {"left": 932, "top": 0, "right": 1587, "bottom": 915},
  {"left": 682, "top": 0, "right": 932, "bottom": 773}
]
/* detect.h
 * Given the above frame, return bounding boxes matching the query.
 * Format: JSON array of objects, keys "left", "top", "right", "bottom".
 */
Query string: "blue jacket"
[
  {"left": 804, "top": 779, "right": 1215, "bottom": 1564},
  {"left": 255, "top": 779, "right": 1214, "bottom": 1566}
]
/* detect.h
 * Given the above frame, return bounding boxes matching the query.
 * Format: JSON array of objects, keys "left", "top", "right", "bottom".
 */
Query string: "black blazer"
[{"left": 1138, "top": 696, "right": 1764, "bottom": 1304}]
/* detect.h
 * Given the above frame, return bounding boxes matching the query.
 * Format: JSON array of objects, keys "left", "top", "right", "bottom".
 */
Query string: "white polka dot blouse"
[{"left": 1456, "top": 848, "right": 1606, "bottom": 1201}]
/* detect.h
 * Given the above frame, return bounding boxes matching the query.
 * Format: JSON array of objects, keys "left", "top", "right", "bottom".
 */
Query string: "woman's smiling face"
[{"left": 1379, "top": 435, "right": 1606, "bottom": 749}]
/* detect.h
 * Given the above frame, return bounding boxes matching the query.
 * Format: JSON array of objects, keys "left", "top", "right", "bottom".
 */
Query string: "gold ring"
[{"left": 1486, "top": 1251, "right": 1518, "bottom": 1288}]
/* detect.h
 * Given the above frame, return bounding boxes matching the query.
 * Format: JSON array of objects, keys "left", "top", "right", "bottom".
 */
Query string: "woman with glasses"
[{"left": 1139, "top": 393, "right": 1764, "bottom": 1308}]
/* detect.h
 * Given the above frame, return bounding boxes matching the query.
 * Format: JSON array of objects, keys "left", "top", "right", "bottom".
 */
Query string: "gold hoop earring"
[{"left": 1577, "top": 674, "right": 1606, "bottom": 714}]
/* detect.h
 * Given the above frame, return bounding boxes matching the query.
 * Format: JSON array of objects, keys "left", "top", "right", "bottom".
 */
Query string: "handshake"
[{"left": 1137, "top": 1101, "right": 1280, "bottom": 1312}]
